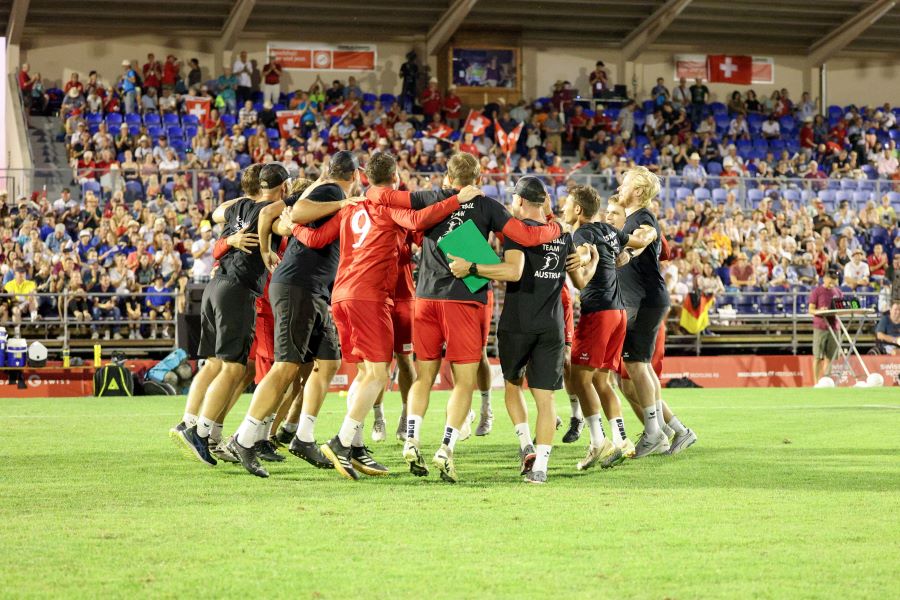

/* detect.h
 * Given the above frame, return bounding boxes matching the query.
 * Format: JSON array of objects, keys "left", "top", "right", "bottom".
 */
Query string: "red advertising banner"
[{"left": 267, "top": 43, "right": 376, "bottom": 71}]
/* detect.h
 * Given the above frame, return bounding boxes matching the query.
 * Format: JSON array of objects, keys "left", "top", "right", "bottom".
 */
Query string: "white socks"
[
  {"left": 442, "top": 425, "right": 460, "bottom": 451},
  {"left": 610, "top": 417, "right": 626, "bottom": 446},
  {"left": 297, "top": 413, "right": 317, "bottom": 443},
  {"left": 406, "top": 415, "right": 422, "bottom": 441},
  {"left": 655, "top": 401, "right": 666, "bottom": 430},
  {"left": 235, "top": 415, "right": 263, "bottom": 448},
  {"left": 569, "top": 395, "right": 583, "bottom": 420},
  {"left": 643, "top": 405, "right": 660, "bottom": 435},
  {"left": 196, "top": 415, "right": 214, "bottom": 438},
  {"left": 263, "top": 414, "right": 275, "bottom": 439},
  {"left": 668, "top": 415, "right": 687, "bottom": 435},
  {"left": 182, "top": 412, "right": 198, "bottom": 427},
  {"left": 338, "top": 416, "right": 362, "bottom": 448},
  {"left": 586, "top": 413, "right": 606, "bottom": 447},
  {"left": 282, "top": 421, "right": 298, "bottom": 433},
  {"left": 533, "top": 444, "right": 552, "bottom": 473},
  {"left": 209, "top": 422, "right": 223, "bottom": 444},
  {"left": 514, "top": 422, "right": 532, "bottom": 451},
  {"left": 373, "top": 403, "right": 384, "bottom": 422},
  {"left": 480, "top": 390, "right": 491, "bottom": 415}
]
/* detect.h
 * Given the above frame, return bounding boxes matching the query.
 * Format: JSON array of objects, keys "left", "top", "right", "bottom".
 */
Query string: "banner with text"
[
  {"left": 267, "top": 42, "right": 376, "bottom": 71},
  {"left": 674, "top": 55, "right": 774, "bottom": 84}
]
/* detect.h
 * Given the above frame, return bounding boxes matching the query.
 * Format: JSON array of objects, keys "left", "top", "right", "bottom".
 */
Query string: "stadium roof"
[{"left": 4, "top": 0, "right": 899, "bottom": 57}]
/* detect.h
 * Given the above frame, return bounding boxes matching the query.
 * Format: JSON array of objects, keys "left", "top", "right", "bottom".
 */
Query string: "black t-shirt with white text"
[
  {"left": 217, "top": 196, "right": 278, "bottom": 296},
  {"left": 271, "top": 183, "right": 344, "bottom": 300},
  {"left": 572, "top": 221, "right": 630, "bottom": 313},
  {"left": 618, "top": 207, "right": 669, "bottom": 308},
  {"left": 499, "top": 219, "right": 574, "bottom": 334}
]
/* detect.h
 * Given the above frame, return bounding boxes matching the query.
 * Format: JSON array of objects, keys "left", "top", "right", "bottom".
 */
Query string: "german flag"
[{"left": 680, "top": 291, "right": 714, "bottom": 334}]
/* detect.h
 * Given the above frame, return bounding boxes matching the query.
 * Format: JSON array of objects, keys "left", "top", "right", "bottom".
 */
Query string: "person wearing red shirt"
[
  {"left": 162, "top": 55, "right": 179, "bottom": 89},
  {"left": 142, "top": 53, "right": 162, "bottom": 90},
  {"left": 799, "top": 117, "right": 815, "bottom": 149},
  {"left": 262, "top": 54, "right": 283, "bottom": 106},
  {"left": 458, "top": 131, "right": 479, "bottom": 156},
  {"left": 18, "top": 63, "right": 38, "bottom": 94},
  {"left": 421, "top": 78, "right": 442, "bottom": 119},
  {"left": 868, "top": 243, "right": 888, "bottom": 279},
  {"left": 64, "top": 73, "right": 84, "bottom": 95},
  {"left": 442, "top": 85, "right": 462, "bottom": 129}
]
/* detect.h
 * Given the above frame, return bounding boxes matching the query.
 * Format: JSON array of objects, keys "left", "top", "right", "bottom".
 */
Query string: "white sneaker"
[
  {"left": 103, "top": 330, "right": 111, "bottom": 341},
  {"left": 371, "top": 419, "right": 386, "bottom": 442},
  {"left": 402, "top": 438, "right": 428, "bottom": 477},
  {"left": 113, "top": 333, "right": 123, "bottom": 340},
  {"left": 475, "top": 410, "right": 493, "bottom": 436},
  {"left": 666, "top": 429, "right": 697, "bottom": 455},
  {"left": 576, "top": 438, "right": 623, "bottom": 470},
  {"left": 91, "top": 331, "right": 99, "bottom": 340},
  {"left": 459, "top": 410, "right": 475, "bottom": 441},
  {"left": 633, "top": 429, "right": 669, "bottom": 458},
  {"left": 432, "top": 444, "right": 458, "bottom": 483}
]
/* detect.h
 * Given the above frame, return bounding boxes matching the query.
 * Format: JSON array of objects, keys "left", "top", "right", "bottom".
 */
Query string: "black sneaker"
[
  {"left": 275, "top": 426, "right": 295, "bottom": 446},
  {"left": 226, "top": 436, "right": 269, "bottom": 478},
  {"left": 255, "top": 439, "right": 286, "bottom": 462},
  {"left": 320, "top": 436, "right": 359, "bottom": 481},
  {"left": 289, "top": 437, "right": 334, "bottom": 469},
  {"left": 174, "top": 425, "right": 217, "bottom": 467},
  {"left": 350, "top": 445, "right": 389, "bottom": 476},
  {"left": 562, "top": 418, "right": 585, "bottom": 443}
]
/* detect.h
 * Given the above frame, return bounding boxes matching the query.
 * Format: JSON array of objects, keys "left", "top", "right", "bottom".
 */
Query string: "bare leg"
[
  {"left": 216, "top": 359, "right": 254, "bottom": 423},
  {"left": 531, "top": 388, "right": 556, "bottom": 446},
  {"left": 504, "top": 380, "right": 528, "bottom": 425},
  {"left": 182, "top": 358, "right": 221, "bottom": 423}
]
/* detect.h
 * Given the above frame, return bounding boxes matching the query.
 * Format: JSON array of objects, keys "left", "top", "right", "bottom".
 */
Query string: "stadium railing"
[{"left": 0, "top": 291, "right": 179, "bottom": 356}]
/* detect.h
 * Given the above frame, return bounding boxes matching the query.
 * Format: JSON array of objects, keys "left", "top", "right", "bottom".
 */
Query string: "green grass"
[{"left": 1, "top": 388, "right": 899, "bottom": 599}]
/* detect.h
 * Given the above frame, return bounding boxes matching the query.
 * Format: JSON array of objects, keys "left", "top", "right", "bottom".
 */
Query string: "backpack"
[{"left": 94, "top": 364, "right": 135, "bottom": 397}]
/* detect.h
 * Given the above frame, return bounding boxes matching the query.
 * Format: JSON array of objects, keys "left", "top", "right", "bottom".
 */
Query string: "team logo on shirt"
[
  {"left": 438, "top": 215, "right": 465, "bottom": 243},
  {"left": 535, "top": 250, "right": 562, "bottom": 279}
]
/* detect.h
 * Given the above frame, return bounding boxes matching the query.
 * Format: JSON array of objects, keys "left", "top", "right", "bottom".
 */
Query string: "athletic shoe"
[
  {"left": 396, "top": 416, "right": 407, "bottom": 441},
  {"left": 402, "top": 438, "right": 429, "bottom": 477},
  {"left": 226, "top": 436, "right": 269, "bottom": 478},
  {"left": 351, "top": 445, "right": 389, "bottom": 476},
  {"left": 371, "top": 419, "right": 386, "bottom": 443},
  {"left": 320, "top": 436, "right": 359, "bottom": 481},
  {"left": 289, "top": 437, "right": 333, "bottom": 469},
  {"left": 617, "top": 437, "right": 637, "bottom": 459},
  {"left": 432, "top": 444, "right": 458, "bottom": 484},
  {"left": 663, "top": 424, "right": 676, "bottom": 443},
  {"left": 459, "top": 410, "right": 475, "bottom": 441},
  {"left": 524, "top": 470, "right": 547, "bottom": 484},
  {"left": 275, "top": 426, "right": 295, "bottom": 446},
  {"left": 562, "top": 417, "right": 584, "bottom": 443},
  {"left": 174, "top": 425, "right": 217, "bottom": 467},
  {"left": 169, "top": 421, "right": 186, "bottom": 436},
  {"left": 666, "top": 429, "right": 698, "bottom": 455},
  {"left": 475, "top": 410, "right": 493, "bottom": 436},
  {"left": 633, "top": 429, "right": 670, "bottom": 458},
  {"left": 209, "top": 439, "right": 239, "bottom": 464},
  {"left": 576, "top": 439, "right": 622, "bottom": 471},
  {"left": 519, "top": 444, "right": 536, "bottom": 475},
  {"left": 255, "top": 439, "right": 285, "bottom": 462}
]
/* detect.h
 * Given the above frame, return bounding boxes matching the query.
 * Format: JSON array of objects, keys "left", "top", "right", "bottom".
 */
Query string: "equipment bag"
[
  {"left": 94, "top": 364, "right": 135, "bottom": 397},
  {"left": 147, "top": 348, "right": 188, "bottom": 383}
]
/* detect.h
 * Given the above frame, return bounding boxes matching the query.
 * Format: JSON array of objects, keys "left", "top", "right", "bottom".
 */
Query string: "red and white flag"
[
  {"left": 184, "top": 96, "right": 211, "bottom": 122},
  {"left": 707, "top": 55, "right": 752, "bottom": 85},
  {"left": 325, "top": 100, "right": 355, "bottom": 120},
  {"left": 495, "top": 120, "right": 524, "bottom": 155},
  {"left": 276, "top": 110, "right": 303, "bottom": 137},
  {"left": 428, "top": 123, "right": 454, "bottom": 140},
  {"left": 463, "top": 110, "right": 489, "bottom": 137}
]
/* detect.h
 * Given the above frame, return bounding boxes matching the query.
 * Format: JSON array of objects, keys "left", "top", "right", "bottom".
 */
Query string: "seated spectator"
[
  {"left": 876, "top": 300, "right": 900, "bottom": 355},
  {"left": 145, "top": 274, "right": 173, "bottom": 339},
  {"left": 761, "top": 113, "right": 781, "bottom": 139},
  {"left": 868, "top": 244, "right": 888, "bottom": 280},
  {"left": 1, "top": 267, "right": 37, "bottom": 337},
  {"left": 238, "top": 100, "right": 257, "bottom": 127},
  {"left": 728, "top": 113, "right": 750, "bottom": 139},
  {"left": 729, "top": 252, "right": 754, "bottom": 288},
  {"left": 843, "top": 248, "right": 871, "bottom": 290},
  {"left": 90, "top": 273, "right": 121, "bottom": 340},
  {"left": 683, "top": 153, "right": 707, "bottom": 187}
]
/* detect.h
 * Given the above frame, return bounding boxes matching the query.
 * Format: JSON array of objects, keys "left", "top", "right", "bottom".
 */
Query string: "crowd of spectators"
[{"left": 7, "top": 51, "right": 900, "bottom": 341}]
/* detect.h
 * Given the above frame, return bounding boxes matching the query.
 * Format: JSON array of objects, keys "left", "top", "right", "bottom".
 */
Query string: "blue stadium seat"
[
  {"left": 166, "top": 126, "right": 183, "bottom": 140},
  {"left": 144, "top": 113, "right": 161, "bottom": 126},
  {"left": 481, "top": 185, "right": 499, "bottom": 197},
  {"left": 748, "top": 189, "right": 764, "bottom": 205},
  {"left": 81, "top": 180, "right": 101, "bottom": 197},
  {"left": 148, "top": 126, "right": 164, "bottom": 140},
  {"left": 221, "top": 114, "right": 236, "bottom": 128},
  {"left": 362, "top": 93, "right": 377, "bottom": 103},
  {"left": 783, "top": 189, "right": 800, "bottom": 203},
  {"left": 710, "top": 102, "right": 727, "bottom": 115},
  {"left": 86, "top": 113, "right": 102, "bottom": 124},
  {"left": 125, "top": 180, "right": 144, "bottom": 201},
  {"left": 162, "top": 113, "right": 180, "bottom": 126},
  {"left": 244, "top": 127, "right": 257, "bottom": 137},
  {"left": 125, "top": 113, "right": 142, "bottom": 125},
  {"left": 840, "top": 179, "right": 858, "bottom": 191},
  {"left": 676, "top": 187, "right": 692, "bottom": 201},
  {"left": 379, "top": 93, "right": 396, "bottom": 105},
  {"left": 267, "top": 128, "right": 280, "bottom": 140},
  {"left": 778, "top": 116, "right": 795, "bottom": 133},
  {"left": 694, "top": 187, "right": 711, "bottom": 201},
  {"left": 712, "top": 188, "right": 727, "bottom": 203},
  {"left": 162, "top": 181, "right": 176, "bottom": 200},
  {"left": 184, "top": 126, "right": 198, "bottom": 140},
  {"left": 852, "top": 191, "right": 872, "bottom": 205},
  {"left": 236, "top": 153, "right": 252, "bottom": 168},
  {"left": 182, "top": 114, "right": 199, "bottom": 127},
  {"left": 106, "top": 113, "right": 123, "bottom": 127},
  {"left": 706, "top": 161, "right": 723, "bottom": 176},
  {"left": 835, "top": 190, "right": 852, "bottom": 204}
]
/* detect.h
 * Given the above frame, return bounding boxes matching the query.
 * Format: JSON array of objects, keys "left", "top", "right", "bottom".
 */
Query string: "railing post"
[
  {"left": 791, "top": 291, "right": 798, "bottom": 355},
  {"left": 62, "top": 289, "right": 70, "bottom": 356}
]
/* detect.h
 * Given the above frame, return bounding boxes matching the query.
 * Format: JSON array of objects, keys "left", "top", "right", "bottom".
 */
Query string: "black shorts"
[
  {"left": 498, "top": 327, "right": 565, "bottom": 390},
  {"left": 269, "top": 282, "right": 341, "bottom": 364},
  {"left": 622, "top": 304, "right": 668, "bottom": 363},
  {"left": 198, "top": 276, "right": 257, "bottom": 363}
]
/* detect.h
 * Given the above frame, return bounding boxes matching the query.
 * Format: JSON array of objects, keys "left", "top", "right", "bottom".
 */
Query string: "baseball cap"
[
  {"left": 258, "top": 163, "right": 290, "bottom": 189},
  {"left": 199, "top": 220, "right": 212, "bottom": 233},
  {"left": 513, "top": 176, "right": 547, "bottom": 204},
  {"left": 826, "top": 268, "right": 841, "bottom": 279}
]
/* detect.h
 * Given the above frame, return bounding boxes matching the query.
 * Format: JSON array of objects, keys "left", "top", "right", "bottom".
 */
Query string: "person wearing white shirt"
[
  {"left": 875, "top": 148, "right": 898, "bottom": 178},
  {"left": 232, "top": 50, "right": 253, "bottom": 107},
  {"left": 190, "top": 222, "right": 216, "bottom": 283},
  {"left": 843, "top": 249, "right": 870, "bottom": 289},
  {"left": 682, "top": 153, "right": 707, "bottom": 187},
  {"left": 728, "top": 114, "right": 749, "bottom": 139},
  {"left": 761, "top": 114, "right": 781, "bottom": 139}
]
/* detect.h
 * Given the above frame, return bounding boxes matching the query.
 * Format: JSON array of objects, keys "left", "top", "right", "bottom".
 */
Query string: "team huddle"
[{"left": 170, "top": 152, "right": 697, "bottom": 484}]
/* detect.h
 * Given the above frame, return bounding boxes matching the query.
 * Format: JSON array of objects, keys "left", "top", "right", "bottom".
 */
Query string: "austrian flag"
[
  {"left": 463, "top": 110, "right": 489, "bottom": 137},
  {"left": 707, "top": 55, "right": 752, "bottom": 85}
]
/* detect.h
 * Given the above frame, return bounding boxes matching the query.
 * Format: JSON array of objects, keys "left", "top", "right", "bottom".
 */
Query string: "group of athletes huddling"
[{"left": 170, "top": 152, "right": 697, "bottom": 484}]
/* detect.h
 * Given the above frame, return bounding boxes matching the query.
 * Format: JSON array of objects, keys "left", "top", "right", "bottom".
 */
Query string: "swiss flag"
[
  {"left": 276, "top": 110, "right": 303, "bottom": 137},
  {"left": 495, "top": 120, "right": 524, "bottom": 155},
  {"left": 184, "top": 96, "right": 211, "bottom": 122},
  {"left": 707, "top": 55, "right": 752, "bottom": 84},
  {"left": 463, "top": 110, "right": 489, "bottom": 137},
  {"left": 428, "top": 123, "right": 454, "bottom": 140},
  {"left": 325, "top": 100, "right": 356, "bottom": 120}
]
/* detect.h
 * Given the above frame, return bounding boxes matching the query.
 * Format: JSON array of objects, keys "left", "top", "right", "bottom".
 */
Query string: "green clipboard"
[{"left": 436, "top": 219, "right": 500, "bottom": 293}]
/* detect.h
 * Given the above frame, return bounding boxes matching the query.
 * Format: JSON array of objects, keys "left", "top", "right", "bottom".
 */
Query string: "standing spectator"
[
  {"left": 616, "top": 100, "right": 635, "bottom": 139},
  {"left": 18, "top": 63, "right": 38, "bottom": 111},
  {"left": 142, "top": 53, "right": 162, "bottom": 91},
  {"left": 262, "top": 53, "right": 283, "bottom": 106},
  {"left": 421, "top": 77, "right": 442, "bottom": 120},
  {"left": 161, "top": 55, "right": 180, "bottom": 90},
  {"left": 672, "top": 77, "right": 689, "bottom": 109},
  {"left": 796, "top": 91, "right": 817, "bottom": 121},
  {"left": 190, "top": 222, "right": 215, "bottom": 283},
  {"left": 542, "top": 109, "right": 564, "bottom": 156},
  {"left": 650, "top": 77, "right": 669, "bottom": 106},
  {"left": 800, "top": 116, "right": 815, "bottom": 148},
  {"left": 589, "top": 61, "right": 608, "bottom": 99},
  {"left": 875, "top": 300, "right": 900, "bottom": 355},
  {"left": 809, "top": 269, "right": 843, "bottom": 382},
  {"left": 187, "top": 58, "right": 202, "bottom": 89},
  {"left": 344, "top": 76, "right": 362, "bottom": 99},
  {"left": 232, "top": 50, "right": 253, "bottom": 106},
  {"left": 216, "top": 66, "right": 238, "bottom": 114},
  {"left": 842, "top": 248, "right": 870, "bottom": 290},
  {"left": 442, "top": 85, "right": 462, "bottom": 129},
  {"left": 119, "top": 60, "right": 138, "bottom": 114},
  {"left": 688, "top": 78, "right": 709, "bottom": 125}
]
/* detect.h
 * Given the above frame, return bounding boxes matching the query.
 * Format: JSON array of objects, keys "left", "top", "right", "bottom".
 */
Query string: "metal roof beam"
[
  {"left": 426, "top": 0, "right": 479, "bottom": 56},
  {"left": 807, "top": 0, "right": 896, "bottom": 66},
  {"left": 621, "top": 0, "right": 693, "bottom": 61}
]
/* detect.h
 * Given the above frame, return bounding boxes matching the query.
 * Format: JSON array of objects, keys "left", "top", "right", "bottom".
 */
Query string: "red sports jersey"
[
  {"left": 292, "top": 192, "right": 462, "bottom": 305},
  {"left": 394, "top": 230, "right": 416, "bottom": 301}
]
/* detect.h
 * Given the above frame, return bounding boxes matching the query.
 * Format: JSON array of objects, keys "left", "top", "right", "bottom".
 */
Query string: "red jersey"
[
  {"left": 395, "top": 231, "right": 416, "bottom": 301},
  {"left": 421, "top": 88, "right": 442, "bottom": 116},
  {"left": 292, "top": 191, "right": 462, "bottom": 305},
  {"left": 443, "top": 95, "right": 462, "bottom": 119}
]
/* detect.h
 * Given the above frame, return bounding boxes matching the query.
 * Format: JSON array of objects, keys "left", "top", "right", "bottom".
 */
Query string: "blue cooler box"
[
  {"left": 0, "top": 327, "right": 6, "bottom": 367},
  {"left": 6, "top": 338, "right": 27, "bottom": 368}
]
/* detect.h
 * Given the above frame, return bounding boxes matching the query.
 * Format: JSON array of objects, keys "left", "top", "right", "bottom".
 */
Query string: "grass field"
[{"left": 2, "top": 388, "right": 899, "bottom": 599}]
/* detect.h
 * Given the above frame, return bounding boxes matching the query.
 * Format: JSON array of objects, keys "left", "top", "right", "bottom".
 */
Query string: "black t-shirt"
[
  {"left": 499, "top": 220, "right": 574, "bottom": 334},
  {"left": 415, "top": 194, "right": 513, "bottom": 304},
  {"left": 217, "top": 196, "right": 276, "bottom": 296},
  {"left": 271, "top": 183, "right": 344, "bottom": 300},
  {"left": 690, "top": 84, "right": 709, "bottom": 104},
  {"left": 876, "top": 314, "right": 900, "bottom": 345},
  {"left": 619, "top": 208, "right": 669, "bottom": 308},
  {"left": 573, "top": 221, "right": 630, "bottom": 313}
]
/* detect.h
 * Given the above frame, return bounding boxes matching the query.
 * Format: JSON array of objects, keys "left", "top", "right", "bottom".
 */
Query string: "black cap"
[
  {"left": 826, "top": 268, "right": 841, "bottom": 279},
  {"left": 513, "top": 176, "right": 547, "bottom": 203},
  {"left": 258, "top": 163, "right": 290, "bottom": 189}
]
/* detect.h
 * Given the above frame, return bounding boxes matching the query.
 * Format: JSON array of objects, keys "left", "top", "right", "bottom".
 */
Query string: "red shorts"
[
  {"left": 571, "top": 309, "right": 626, "bottom": 372},
  {"left": 392, "top": 299, "right": 414, "bottom": 355},
  {"left": 414, "top": 299, "right": 486, "bottom": 363},
  {"left": 483, "top": 288, "right": 494, "bottom": 346},
  {"left": 561, "top": 288, "right": 574, "bottom": 345},
  {"left": 249, "top": 311, "right": 275, "bottom": 384},
  {"left": 620, "top": 325, "right": 666, "bottom": 379},
  {"left": 332, "top": 299, "right": 394, "bottom": 364}
]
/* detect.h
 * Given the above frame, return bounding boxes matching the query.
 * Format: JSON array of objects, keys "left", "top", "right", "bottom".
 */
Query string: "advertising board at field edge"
[{"left": 267, "top": 42, "right": 376, "bottom": 71}]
